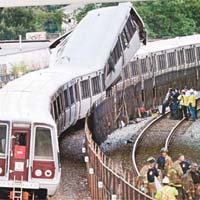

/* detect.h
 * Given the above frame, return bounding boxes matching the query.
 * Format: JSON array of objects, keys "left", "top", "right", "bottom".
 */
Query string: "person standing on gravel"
[
  {"left": 157, "top": 147, "right": 173, "bottom": 177},
  {"left": 139, "top": 157, "right": 159, "bottom": 197}
]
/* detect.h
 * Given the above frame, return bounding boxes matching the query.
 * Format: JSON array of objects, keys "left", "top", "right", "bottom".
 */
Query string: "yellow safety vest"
[
  {"left": 184, "top": 95, "right": 189, "bottom": 107},
  {"left": 188, "top": 95, "right": 196, "bottom": 107},
  {"left": 178, "top": 94, "right": 189, "bottom": 107},
  {"left": 155, "top": 185, "right": 178, "bottom": 200}
]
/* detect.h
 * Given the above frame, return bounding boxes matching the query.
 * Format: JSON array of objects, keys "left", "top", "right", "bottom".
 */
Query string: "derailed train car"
[{"left": 0, "top": 3, "right": 146, "bottom": 199}]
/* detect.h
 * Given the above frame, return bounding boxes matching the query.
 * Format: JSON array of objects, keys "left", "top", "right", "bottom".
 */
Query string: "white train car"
[
  {"left": 0, "top": 3, "right": 146, "bottom": 199},
  {"left": 123, "top": 34, "right": 200, "bottom": 82},
  {"left": 51, "top": 2, "right": 146, "bottom": 90}
]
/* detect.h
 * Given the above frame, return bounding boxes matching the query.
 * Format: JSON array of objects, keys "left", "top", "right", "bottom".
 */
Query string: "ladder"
[{"left": 12, "top": 175, "right": 23, "bottom": 200}]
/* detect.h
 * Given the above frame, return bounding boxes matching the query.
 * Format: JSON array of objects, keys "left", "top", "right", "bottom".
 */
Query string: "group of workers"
[
  {"left": 138, "top": 147, "right": 200, "bottom": 200},
  {"left": 162, "top": 87, "right": 197, "bottom": 121}
]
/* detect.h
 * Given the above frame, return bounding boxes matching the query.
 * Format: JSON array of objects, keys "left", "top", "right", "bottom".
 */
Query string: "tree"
[
  {"left": 0, "top": 7, "right": 36, "bottom": 40},
  {"left": 75, "top": 3, "right": 117, "bottom": 23},
  {"left": 34, "top": 7, "right": 65, "bottom": 33},
  {"left": 75, "top": 1, "right": 199, "bottom": 39},
  {"left": 0, "top": 6, "right": 65, "bottom": 40},
  {"left": 133, "top": 0, "right": 196, "bottom": 38}
]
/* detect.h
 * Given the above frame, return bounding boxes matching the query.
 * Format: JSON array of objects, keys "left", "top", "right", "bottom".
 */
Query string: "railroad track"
[{"left": 132, "top": 98, "right": 200, "bottom": 176}]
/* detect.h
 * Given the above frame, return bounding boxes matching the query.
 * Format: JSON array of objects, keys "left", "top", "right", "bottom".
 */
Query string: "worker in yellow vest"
[
  {"left": 178, "top": 90, "right": 188, "bottom": 120},
  {"left": 188, "top": 90, "right": 196, "bottom": 121},
  {"left": 155, "top": 176, "right": 178, "bottom": 200}
]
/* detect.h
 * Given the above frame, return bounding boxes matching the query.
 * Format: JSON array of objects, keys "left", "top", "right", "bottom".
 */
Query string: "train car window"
[
  {"left": 59, "top": 94, "right": 64, "bottom": 112},
  {"left": 15, "top": 133, "right": 26, "bottom": 146},
  {"left": 53, "top": 100, "right": 58, "bottom": 120},
  {"left": 124, "top": 25, "right": 131, "bottom": 43},
  {"left": 116, "top": 39, "right": 122, "bottom": 58},
  {"left": 111, "top": 49, "right": 117, "bottom": 65},
  {"left": 121, "top": 29, "right": 129, "bottom": 47},
  {"left": 167, "top": 52, "right": 176, "bottom": 68},
  {"left": 81, "top": 79, "right": 90, "bottom": 99},
  {"left": 157, "top": 54, "right": 166, "bottom": 70},
  {"left": 151, "top": 55, "right": 157, "bottom": 71},
  {"left": 177, "top": 49, "right": 185, "bottom": 65},
  {"left": 120, "top": 33, "right": 126, "bottom": 50},
  {"left": 50, "top": 104, "right": 54, "bottom": 119},
  {"left": 196, "top": 47, "right": 200, "bottom": 61},
  {"left": 69, "top": 86, "right": 74, "bottom": 104},
  {"left": 101, "top": 74, "right": 105, "bottom": 91},
  {"left": 64, "top": 89, "right": 69, "bottom": 108},
  {"left": 0, "top": 125, "right": 7, "bottom": 156},
  {"left": 56, "top": 96, "right": 61, "bottom": 116},
  {"left": 75, "top": 83, "right": 80, "bottom": 101},
  {"left": 185, "top": 48, "right": 195, "bottom": 64},
  {"left": 34, "top": 127, "right": 53, "bottom": 160},
  {"left": 92, "top": 76, "right": 101, "bottom": 95},
  {"left": 107, "top": 57, "right": 115, "bottom": 75},
  {"left": 127, "top": 16, "right": 136, "bottom": 38},
  {"left": 131, "top": 61, "right": 139, "bottom": 76},
  {"left": 124, "top": 65, "right": 129, "bottom": 79},
  {"left": 140, "top": 58, "right": 147, "bottom": 73}
]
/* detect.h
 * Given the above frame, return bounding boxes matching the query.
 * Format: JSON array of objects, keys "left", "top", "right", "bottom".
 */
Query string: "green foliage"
[
  {"left": 75, "top": 3, "right": 117, "bottom": 23},
  {"left": 0, "top": 7, "right": 36, "bottom": 40},
  {"left": 133, "top": 0, "right": 197, "bottom": 38},
  {"left": 11, "top": 61, "right": 27, "bottom": 76},
  {"left": 34, "top": 7, "right": 65, "bottom": 33},
  {"left": 0, "top": 6, "right": 65, "bottom": 40},
  {"left": 75, "top": 1, "right": 200, "bottom": 39}
]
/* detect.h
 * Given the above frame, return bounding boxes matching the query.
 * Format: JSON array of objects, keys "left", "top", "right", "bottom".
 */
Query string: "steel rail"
[
  {"left": 132, "top": 111, "right": 170, "bottom": 176},
  {"left": 165, "top": 103, "right": 200, "bottom": 150},
  {"left": 133, "top": 98, "right": 200, "bottom": 177}
]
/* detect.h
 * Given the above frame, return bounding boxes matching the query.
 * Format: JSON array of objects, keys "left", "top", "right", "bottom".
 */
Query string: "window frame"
[
  {"left": 64, "top": 88, "right": 69, "bottom": 109},
  {"left": 131, "top": 60, "right": 139, "bottom": 76},
  {"left": 69, "top": 85, "right": 75, "bottom": 105},
  {"left": 185, "top": 48, "right": 195, "bottom": 64},
  {"left": 56, "top": 96, "right": 61, "bottom": 116},
  {"left": 177, "top": 49, "right": 185, "bottom": 66},
  {"left": 81, "top": 79, "right": 91, "bottom": 99},
  {"left": 196, "top": 46, "right": 200, "bottom": 61},
  {"left": 91, "top": 75, "right": 101, "bottom": 95},
  {"left": 75, "top": 82, "right": 80, "bottom": 102},
  {"left": 33, "top": 125, "right": 54, "bottom": 161},
  {"left": 0, "top": 123, "right": 8, "bottom": 158},
  {"left": 157, "top": 54, "right": 167, "bottom": 70},
  {"left": 53, "top": 100, "right": 58, "bottom": 121}
]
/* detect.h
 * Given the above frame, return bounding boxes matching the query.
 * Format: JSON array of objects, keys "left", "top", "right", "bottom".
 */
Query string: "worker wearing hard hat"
[{"left": 155, "top": 176, "right": 178, "bottom": 200}]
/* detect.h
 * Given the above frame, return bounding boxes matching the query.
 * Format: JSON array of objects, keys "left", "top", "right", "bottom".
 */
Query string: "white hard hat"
[
  {"left": 190, "top": 89, "right": 194, "bottom": 94},
  {"left": 162, "top": 176, "right": 169, "bottom": 184}
]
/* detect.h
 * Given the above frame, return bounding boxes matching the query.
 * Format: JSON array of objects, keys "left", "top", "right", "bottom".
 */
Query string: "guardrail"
[{"left": 85, "top": 117, "right": 154, "bottom": 200}]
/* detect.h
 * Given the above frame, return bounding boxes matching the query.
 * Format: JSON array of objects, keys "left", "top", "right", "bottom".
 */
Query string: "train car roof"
[
  {"left": 135, "top": 34, "right": 200, "bottom": 57},
  {"left": 0, "top": 3, "right": 134, "bottom": 125},
  {"left": 54, "top": 2, "right": 132, "bottom": 71},
  {"left": 0, "top": 65, "right": 100, "bottom": 125}
]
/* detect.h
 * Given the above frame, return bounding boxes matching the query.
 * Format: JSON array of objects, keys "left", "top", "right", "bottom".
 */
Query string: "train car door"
[{"left": 9, "top": 123, "right": 30, "bottom": 181}]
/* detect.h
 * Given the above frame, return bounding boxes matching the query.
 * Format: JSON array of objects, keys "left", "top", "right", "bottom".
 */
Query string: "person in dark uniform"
[
  {"left": 157, "top": 147, "right": 173, "bottom": 177},
  {"left": 139, "top": 157, "right": 159, "bottom": 197},
  {"left": 147, "top": 157, "right": 159, "bottom": 197},
  {"left": 182, "top": 163, "right": 200, "bottom": 200},
  {"left": 178, "top": 154, "right": 190, "bottom": 174}
]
